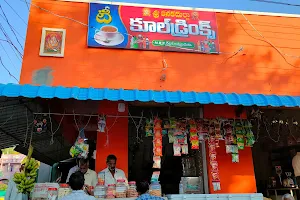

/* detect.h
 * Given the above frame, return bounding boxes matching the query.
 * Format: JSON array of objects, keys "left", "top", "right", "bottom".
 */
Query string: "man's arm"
[{"left": 66, "top": 168, "right": 75, "bottom": 183}]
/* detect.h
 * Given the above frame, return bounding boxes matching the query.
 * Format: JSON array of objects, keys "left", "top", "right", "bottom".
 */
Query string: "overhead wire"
[
  {"left": 233, "top": 12, "right": 300, "bottom": 68},
  {"left": 0, "top": 41, "right": 19, "bottom": 73},
  {"left": 2, "top": 0, "right": 28, "bottom": 25},
  {"left": 0, "top": 23, "right": 23, "bottom": 58},
  {"left": 0, "top": 5, "right": 24, "bottom": 51},
  {"left": 250, "top": 0, "right": 300, "bottom": 7},
  {"left": 0, "top": 55, "right": 19, "bottom": 82},
  {"left": 0, "top": 14, "right": 25, "bottom": 41}
]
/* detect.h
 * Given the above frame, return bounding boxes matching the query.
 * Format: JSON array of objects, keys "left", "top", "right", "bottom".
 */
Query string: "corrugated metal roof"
[{"left": 1, "top": 83, "right": 300, "bottom": 107}]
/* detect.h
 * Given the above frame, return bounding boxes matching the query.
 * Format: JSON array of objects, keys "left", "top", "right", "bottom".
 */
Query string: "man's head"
[
  {"left": 79, "top": 158, "right": 89, "bottom": 174},
  {"left": 137, "top": 181, "right": 149, "bottom": 195},
  {"left": 106, "top": 154, "right": 117, "bottom": 171},
  {"left": 282, "top": 194, "right": 295, "bottom": 200},
  {"left": 69, "top": 171, "right": 85, "bottom": 191}
]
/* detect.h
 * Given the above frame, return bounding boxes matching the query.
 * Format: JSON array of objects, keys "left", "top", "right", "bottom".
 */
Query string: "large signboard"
[{"left": 88, "top": 3, "right": 219, "bottom": 54}]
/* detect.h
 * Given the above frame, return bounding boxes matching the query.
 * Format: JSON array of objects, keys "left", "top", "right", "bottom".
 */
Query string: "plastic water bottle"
[{"left": 179, "top": 181, "right": 184, "bottom": 194}]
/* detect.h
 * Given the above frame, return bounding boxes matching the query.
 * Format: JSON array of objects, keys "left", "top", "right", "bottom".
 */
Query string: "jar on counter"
[
  {"left": 127, "top": 181, "right": 138, "bottom": 198},
  {"left": 149, "top": 181, "right": 161, "bottom": 197},
  {"left": 106, "top": 184, "right": 116, "bottom": 199},
  {"left": 47, "top": 188, "right": 58, "bottom": 200},
  {"left": 58, "top": 184, "right": 71, "bottom": 199},
  {"left": 94, "top": 184, "right": 106, "bottom": 199},
  {"left": 116, "top": 179, "right": 127, "bottom": 198}
]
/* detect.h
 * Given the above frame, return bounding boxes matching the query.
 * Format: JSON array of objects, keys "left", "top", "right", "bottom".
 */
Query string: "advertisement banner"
[{"left": 88, "top": 3, "right": 219, "bottom": 54}]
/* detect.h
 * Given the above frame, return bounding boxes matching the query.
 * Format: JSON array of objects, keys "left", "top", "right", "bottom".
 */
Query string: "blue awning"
[{"left": 0, "top": 83, "right": 300, "bottom": 107}]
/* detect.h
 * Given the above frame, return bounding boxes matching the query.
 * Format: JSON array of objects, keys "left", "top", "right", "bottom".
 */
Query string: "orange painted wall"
[
  {"left": 204, "top": 104, "right": 256, "bottom": 193},
  {"left": 96, "top": 100, "right": 129, "bottom": 176},
  {"left": 20, "top": 0, "right": 300, "bottom": 96}
]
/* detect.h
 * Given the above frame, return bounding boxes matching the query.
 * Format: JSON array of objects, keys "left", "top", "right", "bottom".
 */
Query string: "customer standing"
[{"left": 61, "top": 171, "right": 95, "bottom": 200}]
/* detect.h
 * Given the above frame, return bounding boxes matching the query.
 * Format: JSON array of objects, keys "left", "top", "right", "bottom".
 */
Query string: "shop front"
[
  {"left": 3, "top": 84, "right": 299, "bottom": 199},
  {"left": 3, "top": 0, "right": 299, "bottom": 199}
]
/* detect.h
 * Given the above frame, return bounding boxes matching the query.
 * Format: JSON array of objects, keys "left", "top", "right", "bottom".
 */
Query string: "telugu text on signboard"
[{"left": 88, "top": 3, "right": 219, "bottom": 54}]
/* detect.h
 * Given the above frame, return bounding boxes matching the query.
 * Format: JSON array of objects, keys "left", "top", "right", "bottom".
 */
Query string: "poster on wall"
[
  {"left": 39, "top": 28, "right": 66, "bottom": 57},
  {"left": 88, "top": 3, "right": 219, "bottom": 54}
]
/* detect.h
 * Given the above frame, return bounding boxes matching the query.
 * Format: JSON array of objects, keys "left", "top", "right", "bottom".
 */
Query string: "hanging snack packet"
[
  {"left": 214, "top": 120, "right": 223, "bottom": 140},
  {"left": 226, "top": 145, "right": 232, "bottom": 154},
  {"left": 168, "top": 130, "right": 175, "bottom": 143},
  {"left": 190, "top": 136, "right": 199, "bottom": 149},
  {"left": 153, "top": 156, "right": 161, "bottom": 169},
  {"left": 210, "top": 153, "right": 217, "bottom": 162},
  {"left": 212, "top": 181, "right": 221, "bottom": 191},
  {"left": 236, "top": 134, "right": 245, "bottom": 150},
  {"left": 145, "top": 118, "right": 154, "bottom": 137},
  {"left": 173, "top": 144, "right": 181, "bottom": 156},
  {"left": 232, "top": 145, "right": 238, "bottom": 153},
  {"left": 154, "top": 129, "right": 162, "bottom": 138},
  {"left": 245, "top": 121, "right": 255, "bottom": 147},
  {"left": 154, "top": 145, "right": 162, "bottom": 157},
  {"left": 146, "top": 127, "right": 154, "bottom": 137},
  {"left": 232, "top": 153, "right": 239, "bottom": 163},
  {"left": 177, "top": 135, "right": 187, "bottom": 144},
  {"left": 210, "top": 161, "right": 219, "bottom": 172},
  {"left": 170, "top": 118, "right": 177, "bottom": 129},
  {"left": 154, "top": 138, "right": 162, "bottom": 147},
  {"left": 151, "top": 171, "right": 160, "bottom": 182},
  {"left": 246, "top": 131, "right": 255, "bottom": 147},
  {"left": 181, "top": 144, "right": 189, "bottom": 155}
]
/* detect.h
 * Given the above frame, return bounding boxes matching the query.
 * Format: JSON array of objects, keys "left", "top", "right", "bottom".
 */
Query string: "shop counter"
[
  {"left": 96, "top": 198, "right": 168, "bottom": 200},
  {"left": 166, "top": 193, "right": 263, "bottom": 200}
]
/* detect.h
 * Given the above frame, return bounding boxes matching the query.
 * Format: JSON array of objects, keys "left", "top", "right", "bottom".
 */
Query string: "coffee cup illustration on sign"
[{"left": 94, "top": 25, "right": 124, "bottom": 46}]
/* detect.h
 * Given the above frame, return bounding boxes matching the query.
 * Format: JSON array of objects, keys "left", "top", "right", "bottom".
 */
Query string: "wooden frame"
[{"left": 39, "top": 28, "right": 66, "bottom": 57}]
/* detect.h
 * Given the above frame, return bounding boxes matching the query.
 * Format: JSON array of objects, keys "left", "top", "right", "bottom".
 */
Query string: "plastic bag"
[
  {"left": 237, "top": 134, "right": 245, "bottom": 150},
  {"left": 70, "top": 129, "right": 89, "bottom": 158}
]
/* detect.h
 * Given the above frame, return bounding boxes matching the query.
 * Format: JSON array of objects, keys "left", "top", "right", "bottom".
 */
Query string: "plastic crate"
[{"left": 166, "top": 193, "right": 263, "bottom": 200}]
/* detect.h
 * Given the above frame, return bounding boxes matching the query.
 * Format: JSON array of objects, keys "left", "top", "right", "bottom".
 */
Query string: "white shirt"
[
  {"left": 292, "top": 152, "right": 300, "bottom": 177},
  {"left": 66, "top": 165, "right": 79, "bottom": 183},
  {"left": 5, "top": 179, "right": 28, "bottom": 200},
  {"left": 100, "top": 168, "right": 128, "bottom": 186},
  {"left": 60, "top": 190, "right": 96, "bottom": 200},
  {"left": 84, "top": 169, "right": 98, "bottom": 187},
  {"left": 66, "top": 166, "right": 97, "bottom": 187}
]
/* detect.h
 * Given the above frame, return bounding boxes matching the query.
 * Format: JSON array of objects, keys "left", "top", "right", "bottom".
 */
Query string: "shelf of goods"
[{"left": 166, "top": 194, "right": 263, "bottom": 200}]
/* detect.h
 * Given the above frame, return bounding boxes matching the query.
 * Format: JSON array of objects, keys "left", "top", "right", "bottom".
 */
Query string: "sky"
[{"left": 0, "top": 0, "right": 299, "bottom": 84}]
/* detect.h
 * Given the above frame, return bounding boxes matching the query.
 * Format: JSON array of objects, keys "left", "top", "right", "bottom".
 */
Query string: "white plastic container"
[{"left": 166, "top": 193, "right": 263, "bottom": 200}]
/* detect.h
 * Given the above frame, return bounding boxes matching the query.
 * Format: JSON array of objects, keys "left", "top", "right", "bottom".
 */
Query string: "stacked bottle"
[
  {"left": 149, "top": 181, "right": 162, "bottom": 197},
  {"left": 127, "top": 181, "right": 138, "bottom": 198},
  {"left": 116, "top": 179, "right": 127, "bottom": 198},
  {"left": 94, "top": 183, "right": 106, "bottom": 199}
]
